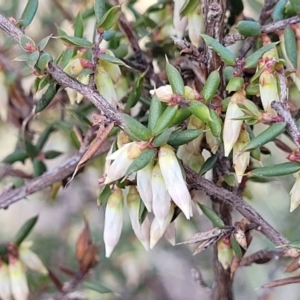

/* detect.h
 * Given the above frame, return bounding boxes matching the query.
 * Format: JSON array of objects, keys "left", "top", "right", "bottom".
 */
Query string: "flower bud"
[
  {"left": 104, "top": 187, "right": 124, "bottom": 257},
  {"left": 137, "top": 160, "right": 154, "bottom": 212},
  {"left": 19, "top": 242, "right": 48, "bottom": 275},
  {"left": 173, "top": 0, "right": 188, "bottom": 39},
  {"left": 217, "top": 237, "right": 233, "bottom": 270},
  {"left": 63, "top": 58, "right": 84, "bottom": 77},
  {"left": 223, "top": 91, "right": 245, "bottom": 156},
  {"left": 152, "top": 163, "right": 171, "bottom": 228},
  {"left": 95, "top": 66, "right": 118, "bottom": 107},
  {"left": 290, "top": 172, "right": 300, "bottom": 212},
  {"left": 150, "top": 85, "right": 173, "bottom": 102},
  {"left": 159, "top": 145, "right": 191, "bottom": 219},
  {"left": 8, "top": 256, "right": 29, "bottom": 300},
  {"left": 0, "top": 260, "right": 11, "bottom": 300}
]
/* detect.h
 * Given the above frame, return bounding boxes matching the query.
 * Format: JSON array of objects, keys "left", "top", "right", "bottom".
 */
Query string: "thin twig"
[
  {"left": 185, "top": 166, "right": 288, "bottom": 247},
  {"left": 239, "top": 249, "right": 285, "bottom": 266}
]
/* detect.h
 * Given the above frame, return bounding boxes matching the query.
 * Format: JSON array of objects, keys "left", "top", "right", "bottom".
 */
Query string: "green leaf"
[
  {"left": 94, "top": 0, "right": 106, "bottom": 23},
  {"left": 97, "top": 185, "right": 112, "bottom": 206},
  {"left": 83, "top": 280, "right": 113, "bottom": 294},
  {"left": 152, "top": 127, "right": 176, "bottom": 147},
  {"left": 44, "top": 150, "right": 62, "bottom": 159},
  {"left": 188, "top": 100, "right": 212, "bottom": 123},
  {"left": 165, "top": 56, "right": 184, "bottom": 95},
  {"left": 60, "top": 48, "right": 75, "bottom": 68},
  {"left": 148, "top": 95, "right": 163, "bottom": 131},
  {"left": 38, "top": 34, "right": 53, "bottom": 51},
  {"left": 201, "top": 69, "right": 220, "bottom": 103},
  {"left": 0, "top": 244, "right": 7, "bottom": 256},
  {"left": 201, "top": 34, "right": 236, "bottom": 65},
  {"left": 25, "top": 140, "right": 39, "bottom": 158},
  {"left": 168, "top": 129, "right": 202, "bottom": 147},
  {"left": 74, "top": 13, "right": 84, "bottom": 38},
  {"left": 13, "top": 53, "right": 31, "bottom": 62},
  {"left": 97, "top": 5, "right": 121, "bottom": 30},
  {"left": 241, "top": 122, "right": 286, "bottom": 153},
  {"left": 33, "top": 159, "right": 47, "bottom": 177},
  {"left": 244, "top": 43, "right": 276, "bottom": 68},
  {"left": 59, "top": 35, "right": 93, "bottom": 48},
  {"left": 126, "top": 149, "right": 157, "bottom": 175},
  {"left": 27, "top": 51, "right": 40, "bottom": 68},
  {"left": 69, "top": 109, "right": 92, "bottom": 126},
  {"left": 170, "top": 107, "right": 192, "bottom": 126},
  {"left": 272, "top": 0, "right": 287, "bottom": 21},
  {"left": 19, "top": 36, "right": 36, "bottom": 52},
  {"left": 14, "top": 215, "right": 38, "bottom": 246},
  {"left": 3, "top": 150, "right": 28, "bottom": 164},
  {"left": 236, "top": 21, "right": 261, "bottom": 37},
  {"left": 20, "top": 0, "right": 38, "bottom": 28},
  {"left": 180, "top": 0, "right": 199, "bottom": 17},
  {"left": 198, "top": 203, "right": 224, "bottom": 228},
  {"left": 122, "top": 113, "right": 152, "bottom": 141},
  {"left": 250, "top": 162, "right": 300, "bottom": 177},
  {"left": 199, "top": 155, "right": 218, "bottom": 176},
  {"left": 125, "top": 72, "right": 145, "bottom": 110},
  {"left": 37, "top": 52, "right": 53, "bottom": 70},
  {"left": 208, "top": 109, "right": 222, "bottom": 138},
  {"left": 152, "top": 105, "right": 178, "bottom": 135},
  {"left": 103, "top": 30, "right": 116, "bottom": 41},
  {"left": 226, "top": 77, "right": 244, "bottom": 93},
  {"left": 35, "top": 83, "right": 59, "bottom": 113},
  {"left": 284, "top": 26, "right": 298, "bottom": 68},
  {"left": 69, "top": 130, "right": 81, "bottom": 150},
  {"left": 230, "top": 236, "right": 243, "bottom": 258},
  {"left": 36, "top": 126, "right": 56, "bottom": 151},
  {"left": 98, "top": 53, "right": 130, "bottom": 67}
]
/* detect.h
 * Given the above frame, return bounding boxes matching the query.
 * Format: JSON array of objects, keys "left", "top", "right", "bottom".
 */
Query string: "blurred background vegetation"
[{"left": 0, "top": 0, "right": 300, "bottom": 299}]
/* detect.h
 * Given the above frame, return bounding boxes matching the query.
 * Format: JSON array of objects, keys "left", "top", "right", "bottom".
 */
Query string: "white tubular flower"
[
  {"left": 259, "top": 70, "right": 280, "bottom": 113},
  {"left": 164, "top": 222, "right": 176, "bottom": 246},
  {"left": 137, "top": 160, "right": 154, "bottom": 212},
  {"left": 105, "top": 142, "right": 142, "bottom": 184},
  {"left": 65, "top": 87, "right": 77, "bottom": 105},
  {"left": 159, "top": 144, "right": 191, "bottom": 219},
  {"left": 150, "top": 204, "right": 175, "bottom": 249},
  {"left": 152, "top": 163, "right": 171, "bottom": 228},
  {"left": 233, "top": 127, "right": 250, "bottom": 183},
  {"left": 104, "top": 187, "right": 124, "bottom": 257},
  {"left": 115, "top": 77, "right": 128, "bottom": 102},
  {"left": 185, "top": 115, "right": 205, "bottom": 153},
  {"left": 19, "top": 242, "right": 48, "bottom": 275},
  {"left": 177, "top": 145, "right": 194, "bottom": 165},
  {"left": 149, "top": 85, "right": 173, "bottom": 102},
  {"left": 173, "top": 0, "right": 188, "bottom": 39},
  {"left": 188, "top": 9, "right": 204, "bottom": 46},
  {"left": 8, "top": 256, "right": 29, "bottom": 300},
  {"left": 290, "top": 172, "right": 300, "bottom": 212},
  {"left": 126, "top": 186, "right": 150, "bottom": 250},
  {"left": 223, "top": 91, "right": 245, "bottom": 157},
  {"left": 0, "top": 260, "right": 11, "bottom": 300},
  {"left": 95, "top": 65, "right": 118, "bottom": 107}
]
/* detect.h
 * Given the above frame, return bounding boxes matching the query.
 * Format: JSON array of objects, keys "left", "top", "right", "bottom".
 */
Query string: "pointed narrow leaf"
[
  {"left": 20, "top": 0, "right": 38, "bottom": 28},
  {"left": 199, "top": 155, "right": 218, "bottom": 176},
  {"left": 230, "top": 236, "right": 243, "bottom": 258},
  {"left": 33, "top": 159, "right": 47, "bottom": 177},
  {"left": 97, "top": 5, "right": 121, "bottom": 30},
  {"left": 170, "top": 107, "right": 192, "bottom": 126},
  {"left": 284, "top": 26, "right": 298, "bottom": 68},
  {"left": 201, "top": 69, "right": 220, "bottom": 103},
  {"left": 94, "top": 0, "right": 105, "bottom": 22},
  {"left": 44, "top": 150, "right": 62, "bottom": 159},
  {"left": 198, "top": 204, "right": 224, "bottom": 228},
  {"left": 168, "top": 129, "right": 202, "bottom": 147},
  {"left": 27, "top": 51, "right": 40, "bottom": 68},
  {"left": 201, "top": 34, "right": 236, "bottom": 65},
  {"left": 250, "top": 162, "right": 300, "bottom": 177},
  {"left": 37, "top": 52, "right": 53, "bottom": 70},
  {"left": 35, "top": 83, "right": 59, "bottom": 113},
  {"left": 152, "top": 127, "right": 176, "bottom": 147},
  {"left": 126, "top": 148, "right": 157, "bottom": 175},
  {"left": 188, "top": 100, "right": 212, "bottom": 123},
  {"left": 152, "top": 105, "right": 178, "bottom": 135},
  {"left": 165, "top": 57, "right": 184, "bottom": 95},
  {"left": 98, "top": 54, "right": 130, "bottom": 67},
  {"left": 208, "top": 109, "right": 222, "bottom": 137},
  {"left": 3, "top": 150, "right": 28, "bottom": 164},
  {"left": 122, "top": 113, "right": 152, "bottom": 141},
  {"left": 241, "top": 122, "right": 286, "bottom": 152},
  {"left": 148, "top": 95, "right": 163, "bottom": 131},
  {"left": 14, "top": 216, "right": 38, "bottom": 246},
  {"left": 35, "top": 126, "right": 56, "bottom": 151},
  {"left": 125, "top": 72, "right": 145, "bottom": 110},
  {"left": 74, "top": 13, "right": 84, "bottom": 38},
  {"left": 38, "top": 34, "right": 53, "bottom": 51},
  {"left": 180, "top": 0, "right": 199, "bottom": 17},
  {"left": 59, "top": 35, "right": 93, "bottom": 47},
  {"left": 98, "top": 185, "right": 112, "bottom": 206},
  {"left": 244, "top": 43, "right": 276, "bottom": 68}
]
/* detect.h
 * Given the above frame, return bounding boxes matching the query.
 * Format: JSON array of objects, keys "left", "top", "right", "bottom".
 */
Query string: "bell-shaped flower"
[
  {"left": 233, "top": 126, "right": 250, "bottom": 183},
  {"left": 95, "top": 65, "right": 118, "bottom": 107},
  {"left": 217, "top": 237, "right": 233, "bottom": 270},
  {"left": 150, "top": 85, "right": 173, "bottom": 102},
  {"left": 105, "top": 142, "right": 142, "bottom": 184},
  {"left": 158, "top": 144, "right": 191, "bottom": 219},
  {"left": 137, "top": 160, "right": 154, "bottom": 212},
  {"left": 173, "top": 0, "right": 188, "bottom": 39},
  {"left": 188, "top": 9, "right": 204, "bottom": 46},
  {"left": 104, "top": 187, "right": 124, "bottom": 257},
  {"left": 126, "top": 186, "right": 150, "bottom": 250},
  {"left": 164, "top": 222, "right": 176, "bottom": 246},
  {"left": 8, "top": 255, "right": 29, "bottom": 300},
  {"left": 223, "top": 91, "right": 245, "bottom": 156},
  {"left": 259, "top": 69, "right": 279, "bottom": 113},
  {"left": 150, "top": 204, "right": 175, "bottom": 249},
  {"left": 115, "top": 77, "right": 128, "bottom": 102},
  {"left": 0, "top": 260, "right": 11, "bottom": 300},
  {"left": 98, "top": 50, "right": 121, "bottom": 83},
  {"left": 19, "top": 242, "right": 48, "bottom": 275},
  {"left": 152, "top": 163, "right": 171, "bottom": 228},
  {"left": 63, "top": 58, "right": 84, "bottom": 77},
  {"left": 290, "top": 172, "right": 300, "bottom": 212}
]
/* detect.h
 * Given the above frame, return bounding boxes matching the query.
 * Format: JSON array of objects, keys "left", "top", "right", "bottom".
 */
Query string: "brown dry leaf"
[
  {"left": 79, "top": 244, "right": 99, "bottom": 274},
  {"left": 262, "top": 276, "right": 300, "bottom": 288},
  {"left": 234, "top": 228, "right": 247, "bottom": 250},
  {"left": 76, "top": 218, "right": 92, "bottom": 262},
  {"left": 285, "top": 257, "right": 300, "bottom": 273},
  {"left": 68, "top": 121, "right": 114, "bottom": 184},
  {"left": 273, "top": 138, "right": 293, "bottom": 153},
  {"left": 193, "top": 236, "right": 221, "bottom": 255}
]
